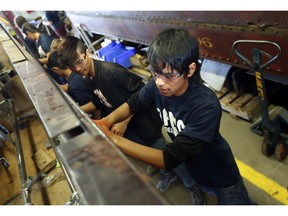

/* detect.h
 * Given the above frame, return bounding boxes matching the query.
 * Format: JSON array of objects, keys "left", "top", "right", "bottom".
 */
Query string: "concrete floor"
[{"left": 132, "top": 110, "right": 288, "bottom": 205}]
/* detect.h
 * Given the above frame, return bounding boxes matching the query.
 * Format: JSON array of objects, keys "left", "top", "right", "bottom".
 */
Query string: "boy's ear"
[
  {"left": 188, "top": 62, "right": 196, "bottom": 77},
  {"left": 51, "top": 67, "right": 58, "bottom": 72},
  {"left": 86, "top": 48, "right": 92, "bottom": 56}
]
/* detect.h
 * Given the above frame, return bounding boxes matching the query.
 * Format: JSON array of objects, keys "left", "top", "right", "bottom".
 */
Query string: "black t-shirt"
[
  {"left": 68, "top": 72, "right": 91, "bottom": 106},
  {"left": 86, "top": 60, "right": 162, "bottom": 145},
  {"left": 128, "top": 79, "right": 240, "bottom": 188}
]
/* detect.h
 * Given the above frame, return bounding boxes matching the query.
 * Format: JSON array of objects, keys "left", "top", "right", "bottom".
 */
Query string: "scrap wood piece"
[{"left": 31, "top": 149, "right": 56, "bottom": 173}]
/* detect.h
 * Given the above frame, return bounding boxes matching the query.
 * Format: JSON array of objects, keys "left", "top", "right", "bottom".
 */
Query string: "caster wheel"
[
  {"left": 261, "top": 141, "right": 274, "bottom": 157},
  {"left": 274, "top": 143, "right": 288, "bottom": 162}
]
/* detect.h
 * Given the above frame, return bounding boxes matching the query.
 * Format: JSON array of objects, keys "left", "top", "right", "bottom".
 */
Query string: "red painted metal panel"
[{"left": 67, "top": 11, "right": 288, "bottom": 83}]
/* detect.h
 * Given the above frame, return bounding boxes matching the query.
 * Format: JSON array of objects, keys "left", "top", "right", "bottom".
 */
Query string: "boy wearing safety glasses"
[
  {"left": 96, "top": 29, "right": 254, "bottom": 205},
  {"left": 57, "top": 36, "right": 163, "bottom": 151}
]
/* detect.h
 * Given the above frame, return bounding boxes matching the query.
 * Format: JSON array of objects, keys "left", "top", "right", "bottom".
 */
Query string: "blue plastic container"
[
  {"left": 102, "top": 43, "right": 123, "bottom": 61},
  {"left": 102, "top": 43, "right": 136, "bottom": 68},
  {"left": 113, "top": 46, "right": 136, "bottom": 68},
  {"left": 97, "top": 41, "right": 117, "bottom": 58}
]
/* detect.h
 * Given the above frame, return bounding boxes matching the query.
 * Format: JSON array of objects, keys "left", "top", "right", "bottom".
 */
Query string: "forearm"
[
  {"left": 38, "top": 57, "right": 48, "bottom": 65},
  {"left": 80, "top": 101, "right": 96, "bottom": 113},
  {"left": 104, "top": 102, "right": 133, "bottom": 126},
  {"left": 111, "top": 133, "right": 165, "bottom": 169}
]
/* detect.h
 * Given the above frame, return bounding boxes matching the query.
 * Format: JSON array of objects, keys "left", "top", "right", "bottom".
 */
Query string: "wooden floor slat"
[{"left": 0, "top": 117, "right": 72, "bottom": 205}]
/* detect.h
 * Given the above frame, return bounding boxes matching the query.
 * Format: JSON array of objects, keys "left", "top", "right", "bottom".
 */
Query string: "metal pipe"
[
  {"left": 76, "top": 25, "right": 97, "bottom": 53},
  {"left": 10, "top": 100, "right": 32, "bottom": 205},
  {"left": 48, "top": 137, "right": 81, "bottom": 205}
]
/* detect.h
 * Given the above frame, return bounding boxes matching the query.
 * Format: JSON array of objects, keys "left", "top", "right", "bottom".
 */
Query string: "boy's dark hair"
[
  {"left": 147, "top": 28, "right": 201, "bottom": 82},
  {"left": 57, "top": 36, "right": 87, "bottom": 67},
  {"left": 48, "top": 51, "right": 67, "bottom": 69},
  {"left": 21, "top": 22, "right": 41, "bottom": 34},
  {"left": 14, "top": 16, "right": 27, "bottom": 29}
]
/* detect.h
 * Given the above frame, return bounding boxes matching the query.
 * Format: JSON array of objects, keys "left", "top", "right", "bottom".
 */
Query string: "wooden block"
[
  {"left": 31, "top": 149, "right": 56, "bottom": 173},
  {"left": 129, "top": 67, "right": 151, "bottom": 81},
  {"left": 220, "top": 92, "right": 238, "bottom": 105},
  {"left": 129, "top": 54, "right": 147, "bottom": 68},
  {"left": 215, "top": 87, "right": 229, "bottom": 99},
  {"left": 241, "top": 96, "right": 260, "bottom": 121},
  {"left": 231, "top": 93, "right": 254, "bottom": 110}
]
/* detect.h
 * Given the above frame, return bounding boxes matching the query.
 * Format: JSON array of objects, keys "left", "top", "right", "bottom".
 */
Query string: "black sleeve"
[
  {"left": 84, "top": 76, "right": 101, "bottom": 108},
  {"left": 163, "top": 134, "right": 206, "bottom": 170},
  {"left": 127, "top": 91, "right": 141, "bottom": 113}
]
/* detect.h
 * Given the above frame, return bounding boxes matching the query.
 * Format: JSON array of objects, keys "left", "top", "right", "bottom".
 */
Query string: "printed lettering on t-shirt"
[
  {"left": 94, "top": 89, "right": 112, "bottom": 108},
  {"left": 38, "top": 45, "right": 46, "bottom": 58},
  {"left": 157, "top": 108, "right": 185, "bottom": 136}
]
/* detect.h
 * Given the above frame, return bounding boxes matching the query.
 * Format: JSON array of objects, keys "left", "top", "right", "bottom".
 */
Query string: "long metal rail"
[{"left": 0, "top": 24, "right": 167, "bottom": 205}]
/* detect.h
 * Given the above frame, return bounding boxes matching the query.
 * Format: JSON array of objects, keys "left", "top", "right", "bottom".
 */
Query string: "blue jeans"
[
  {"left": 174, "top": 163, "right": 196, "bottom": 188},
  {"left": 212, "top": 177, "right": 254, "bottom": 205},
  {"left": 153, "top": 138, "right": 253, "bottom": 204},
  {"left": 152, "top": 138, "right": 197, "bottom": 188}
]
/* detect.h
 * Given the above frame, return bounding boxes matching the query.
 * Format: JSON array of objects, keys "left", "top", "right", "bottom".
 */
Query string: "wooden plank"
[
  {"left": 31, "top": 149, "right": 56, "bottom": 173},
  {"left": 220, "top": 91, "right": 238, "bottom": 105},
  {"left": 215, "top": 87, "right": 229, "bottom": 99},
  {"left": 240, "top": 96, "right": 260, "bottom": 121},
  {"left": 0, "top": 118, "right": 70, "bottom": 204},
  {"left": 231, "top": 93, "right": 254, "bottom": 110},
  {"left": 130, "top": 67, "right": 151, "bottom": 78}
]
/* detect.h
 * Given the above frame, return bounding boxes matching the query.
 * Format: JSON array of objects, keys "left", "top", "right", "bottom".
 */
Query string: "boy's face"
[
  {"left": 67, "top": 52, "right": 88, "bottom": 76},
  {"left": 151, "top": 64, "right": 195, "bottom": 97},
  {"left": 25, "top": 31, "right": 35, "bottom": 40}
]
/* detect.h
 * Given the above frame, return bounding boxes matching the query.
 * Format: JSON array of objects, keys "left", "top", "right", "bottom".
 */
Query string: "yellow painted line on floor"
[{"left": 235, "top": 158, "right": 288, "bottom": 205}]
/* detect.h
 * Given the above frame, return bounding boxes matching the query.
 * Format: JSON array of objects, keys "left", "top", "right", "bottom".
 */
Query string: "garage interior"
[{"left": 0, "top": 11, "right": 287, "bottom": 206}]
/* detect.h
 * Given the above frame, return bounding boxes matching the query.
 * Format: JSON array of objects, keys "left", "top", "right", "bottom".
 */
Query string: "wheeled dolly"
[{"left": 232, "top": 40, "right": 288, "bottom": 161}]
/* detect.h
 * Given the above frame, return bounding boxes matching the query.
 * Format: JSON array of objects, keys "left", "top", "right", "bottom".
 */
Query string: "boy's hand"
[{"left": 93, "top": 118, "right": 112, "bottom": 129}]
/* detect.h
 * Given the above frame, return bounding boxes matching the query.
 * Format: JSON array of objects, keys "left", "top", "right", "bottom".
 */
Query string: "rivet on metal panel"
[
  {"left": 226, "top": 58, "right": 230, "bottom": 61},
  {"left": 234, "top": 60, "right": 238, "bottom": 63},
  {"left": 277, "top": 69, "right": 282, "bottom": 73}
]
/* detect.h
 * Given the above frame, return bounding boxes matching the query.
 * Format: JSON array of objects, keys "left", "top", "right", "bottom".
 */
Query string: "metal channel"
[{"left": 0, "top": 24, "right": 167, "bottom": 205}]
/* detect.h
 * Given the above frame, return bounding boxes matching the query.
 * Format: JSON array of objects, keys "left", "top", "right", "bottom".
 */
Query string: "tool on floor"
[{"left": 232, "top": 40, "right": 288, "bottom": 161}]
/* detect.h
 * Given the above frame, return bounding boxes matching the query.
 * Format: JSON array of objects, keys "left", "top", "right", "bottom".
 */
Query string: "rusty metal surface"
[{"left": 66, "top": 11, "right": 288, "bottom": 84}]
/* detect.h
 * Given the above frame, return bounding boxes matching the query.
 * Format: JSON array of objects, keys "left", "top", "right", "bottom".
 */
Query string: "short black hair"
[
  {"left": 148, "top": 28, "right": 200, "bottom": 82},
  {"left": 21, "top": 22, "right": 40, "bottom": 34},
  {"left": 14, "top": 16, "right": 27, "bottom": 29},
  {"left": 48, "top": 51, "right": 67, "bottom": 69},
  {"left": 57, "top": 36, "right": 87, "bottom": 66}
]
